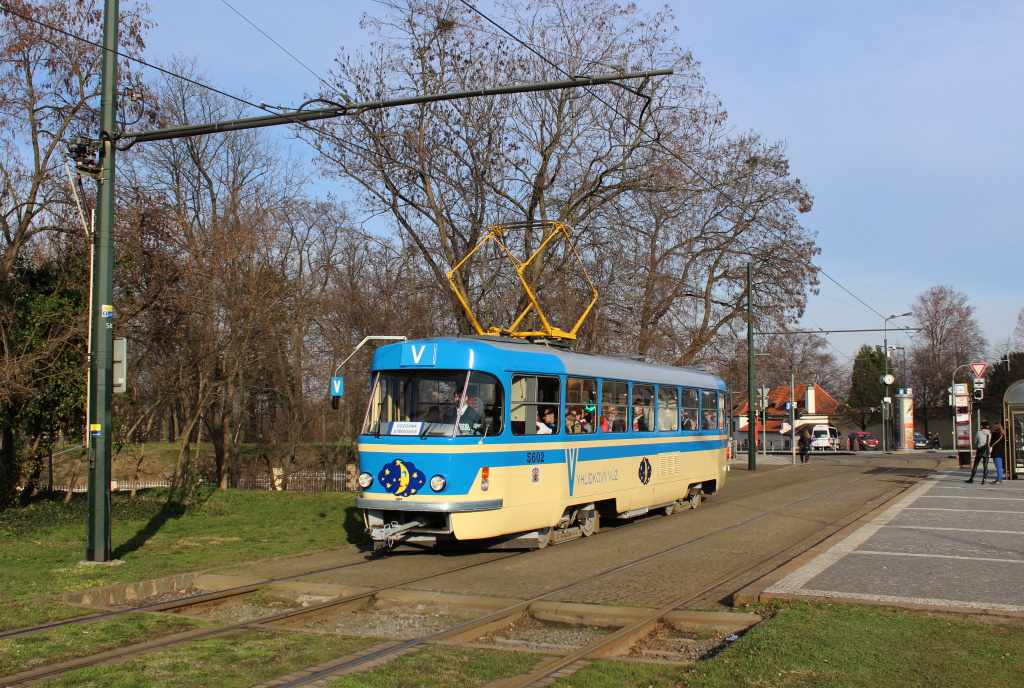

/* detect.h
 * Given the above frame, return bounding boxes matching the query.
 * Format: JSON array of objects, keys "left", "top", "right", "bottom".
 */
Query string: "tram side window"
[
  {"left": 632, "top": 384, "right": 654, "bottom": 432},
  {"left": 680, "top": 388, "right": 699, "bottom": 431},
  {"left": 511, "top": 374, "right": 561, "bottom": 435},
  {"left": 566, "top": 377, "right": 597, "bottom": 434},
  {"left": 658, "top": 386, "right": 679, "bottom": 431},
  {"left": 461, "top": 372, "right": 504, "bottom": 436},
  {"left": 600, "top": 380, "right": 628, "bottom": 433},
  {"left": 701, "top": 390, "right": 720, "bottom": 430}
]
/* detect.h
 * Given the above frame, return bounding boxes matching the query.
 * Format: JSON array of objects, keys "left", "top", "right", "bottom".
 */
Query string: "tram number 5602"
[{"left": 526, "top": 451, "right": 545, "bottom": 463}]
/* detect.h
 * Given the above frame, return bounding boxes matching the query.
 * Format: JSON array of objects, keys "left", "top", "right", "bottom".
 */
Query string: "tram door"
[{"left": 1004, "top": 380, "right": 1024, "bottom": 481}]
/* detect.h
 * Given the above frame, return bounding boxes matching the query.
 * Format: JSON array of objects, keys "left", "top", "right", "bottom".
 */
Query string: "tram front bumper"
[
  {"left": 358, "top": 498, "right": 505, "bottom": 548},
  {"left": 355, "top": 498, "right": 504, "bottom": 512}
]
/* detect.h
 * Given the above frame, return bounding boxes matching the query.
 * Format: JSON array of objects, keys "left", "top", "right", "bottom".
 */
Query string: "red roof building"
[{"left": 732, "top": 383, "right": 841, "bottom": 442}]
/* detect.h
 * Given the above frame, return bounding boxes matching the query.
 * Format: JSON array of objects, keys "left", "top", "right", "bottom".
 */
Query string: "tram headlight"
[
  {"left": 357, "top": 472, "right": 374, "bottom": 489},
  {"left": 429, "top": 474, "right": 446, "bottom": 492}
]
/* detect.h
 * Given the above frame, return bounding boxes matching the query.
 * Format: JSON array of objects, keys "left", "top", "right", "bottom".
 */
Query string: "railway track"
[
  {"left": 0, "top": 456, "right": 941, "bottom": 688},
  {"left": 0, "top": 454, "right": 855, "bottom": 643},
  {"left": 259, "top": 457, "right": 940, "bottom": 688}
]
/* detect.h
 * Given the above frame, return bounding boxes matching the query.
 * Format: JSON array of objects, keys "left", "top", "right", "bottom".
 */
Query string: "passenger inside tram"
[
  {"left": 565, "top": 408, "right": 583, "bottom": 433},
  {"left": 536, "top": 407, "right": 558, "bottom": 434}
]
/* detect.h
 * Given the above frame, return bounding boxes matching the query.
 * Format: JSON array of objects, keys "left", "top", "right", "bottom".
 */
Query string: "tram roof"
[{"left": 372, "top": 336, "right": 725, "bottom": 391}]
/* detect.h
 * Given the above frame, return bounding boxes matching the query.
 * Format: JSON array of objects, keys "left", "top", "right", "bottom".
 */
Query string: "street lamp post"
[
  {"left": 882, "top": 312, "right": 911, "bottom": 452},
  {"left": 889, "top": 346, "right": 906, "bottom": 381}
]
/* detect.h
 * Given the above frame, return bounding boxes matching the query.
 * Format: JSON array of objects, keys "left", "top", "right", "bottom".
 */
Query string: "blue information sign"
[{"left": 330, "top": 377, "right": 344, "bottom": 397}]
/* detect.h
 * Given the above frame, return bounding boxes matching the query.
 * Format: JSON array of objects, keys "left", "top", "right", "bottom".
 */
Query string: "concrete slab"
[{"left": 741, "top": 468, "right": 1024, "bottom": 616}]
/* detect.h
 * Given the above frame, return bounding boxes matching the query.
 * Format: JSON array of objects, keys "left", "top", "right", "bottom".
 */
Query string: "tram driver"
[{"left": 444, "top": 390, "right": 480, "bottom": 428}]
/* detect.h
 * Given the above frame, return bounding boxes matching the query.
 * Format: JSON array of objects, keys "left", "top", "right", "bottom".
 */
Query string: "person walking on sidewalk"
[
  {"left": 990, "top": 422, "right": 1006, "bottom": 484},
  {"left": 965, "top": 420, "right": 992, "bottom": 484},
  {"left": 798, "top": 429, "right": 812, "bottom": 464}
]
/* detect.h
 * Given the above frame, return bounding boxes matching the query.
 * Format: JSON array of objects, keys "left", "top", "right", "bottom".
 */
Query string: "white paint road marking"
[
  {"left": 849, "top": 550, "right": 1024, "bottom": 564},
  {"left": 883, "top": 525, "right": 1024, "bottom": 535}
]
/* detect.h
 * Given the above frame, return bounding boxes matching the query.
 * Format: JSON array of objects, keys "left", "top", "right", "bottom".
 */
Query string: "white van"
[{"left": 811, "top": 424, "right": 839, "bottom": 450}]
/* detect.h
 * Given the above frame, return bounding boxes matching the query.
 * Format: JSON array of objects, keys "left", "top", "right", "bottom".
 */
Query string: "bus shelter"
[{"left": 1005, "top": 380, "right": 1024, "bottom": 480}]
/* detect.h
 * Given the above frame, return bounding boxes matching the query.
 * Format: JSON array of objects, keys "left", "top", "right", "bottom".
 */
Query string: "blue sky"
[{"left": 141, "top": 1, "right": 1023, "bottom": 364}]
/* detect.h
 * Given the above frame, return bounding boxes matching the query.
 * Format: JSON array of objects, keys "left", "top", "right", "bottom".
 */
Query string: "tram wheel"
[
  {"left": 580, "top": 512, "right": 599, "bottom": 536},
  {"left": 688, "top": 491, "right": 703, "bottom": 509},
  {"left": 535, "top": 527, "right": 552, "bottom": 548},
  {"left": 661, "top": 503, "right": 675, "bottom": 516}
]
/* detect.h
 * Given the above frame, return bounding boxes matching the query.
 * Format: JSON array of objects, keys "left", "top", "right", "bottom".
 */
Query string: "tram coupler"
[{"left": 369, "top": 520, "right": 425, "bottom": 550}]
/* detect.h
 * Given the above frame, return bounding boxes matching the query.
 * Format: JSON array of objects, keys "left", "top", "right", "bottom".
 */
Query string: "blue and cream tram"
[{"left": 355, "top": 336, "right": 729, "bottom": 549}]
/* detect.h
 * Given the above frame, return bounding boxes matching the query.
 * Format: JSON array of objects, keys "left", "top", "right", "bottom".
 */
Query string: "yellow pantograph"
[{"left": 446, "top": 221, "right": 598, "bottom": 341}]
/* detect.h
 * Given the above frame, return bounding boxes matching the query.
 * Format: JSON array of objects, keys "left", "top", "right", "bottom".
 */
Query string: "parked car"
[
  {"left": 849, "top": 431, "right": 879, "bottom": 450},
  {"left": 811, "top": 424, "right": 839, "bottom": 450},
  {"left": 913, "top": 432, "right": 930, "bottom": 449}
]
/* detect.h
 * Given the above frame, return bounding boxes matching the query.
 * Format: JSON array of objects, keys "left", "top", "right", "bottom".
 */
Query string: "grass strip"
[
  {"left": 0, "top": 600, "right": 96, "bottom": 632},
  {"left": 553, "top": 601, "right": 1024, "bottom": 688},
  {"left": 326, "top": 645, "right": 543, "bottom": 688},
  {"left": 0, "top": 488, "right": 362, "bottom": 604},
  {"left": 0, "top": 612, "right": 205, "bottom": 677},
  {"left": 41, "top": 629, "right": 374, "bottom": 688}
]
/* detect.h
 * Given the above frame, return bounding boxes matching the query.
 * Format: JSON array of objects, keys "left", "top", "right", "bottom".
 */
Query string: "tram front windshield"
[{"left": 361, "top": 370, "right": 504, "bottom": 437}]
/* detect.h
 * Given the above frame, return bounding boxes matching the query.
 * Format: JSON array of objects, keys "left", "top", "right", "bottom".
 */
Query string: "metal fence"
[
  {"left": 45, "top": 467, "right": 359, "bottom": 494},
  {"left": 235, "top": 468, "right": 357, "bottom": 492}
]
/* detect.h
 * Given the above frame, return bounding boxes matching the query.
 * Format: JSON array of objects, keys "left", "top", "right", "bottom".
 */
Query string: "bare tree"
[
  {"left": 307, "top": 0, "right": 719, "bottom": 334},
  {"left": 906, "top": 285, "right": 986, "bottom": 435},
  {"left": 120, "top": 60, "right": 308, "bottom": 488},
  {"left": 1012, "top": 307, "right": 1024, "bottom": 351},
  {"left": 591, "top": 132, "right": 817, "bottom": 363},
  {"left": 0, "top": 0, "right": 149, "bottom": 275}
]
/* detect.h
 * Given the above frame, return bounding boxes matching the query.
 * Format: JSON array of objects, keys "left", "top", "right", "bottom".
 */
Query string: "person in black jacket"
[{"left": 798, "top": 429, "right": 812, "bottom": 463}]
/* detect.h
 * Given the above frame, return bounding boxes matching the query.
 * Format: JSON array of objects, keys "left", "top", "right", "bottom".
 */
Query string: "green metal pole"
[
  {"left": 883, "top": 321, "right": 889, "bottom": 453},
  {"left": 747, "top": 262, "right": 756, "bottom": 471},
  {"left": 86, "top": 0, "right": 119, "bottom": 562},
  {"left": 790, "top": 373, "right": 796, "bottom": 465}
]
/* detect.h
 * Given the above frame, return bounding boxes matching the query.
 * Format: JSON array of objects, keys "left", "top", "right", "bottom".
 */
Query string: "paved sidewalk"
[{"left": 753, "top": 466, "right": 1024, "bottom": 614}]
